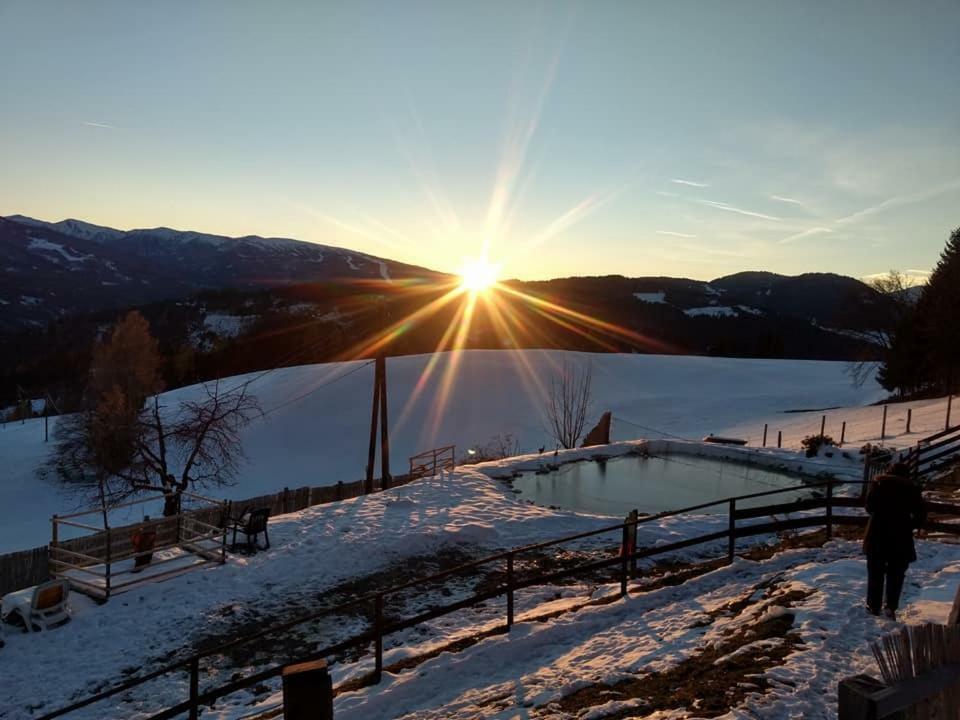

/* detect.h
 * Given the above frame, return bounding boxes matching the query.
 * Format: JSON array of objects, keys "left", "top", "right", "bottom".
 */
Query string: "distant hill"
[
  {"left": 0, "top": 214, "right": 898, "bottom": 405},
  {"left": 0, "top": 215, "right": 441, "bottom": 332}
]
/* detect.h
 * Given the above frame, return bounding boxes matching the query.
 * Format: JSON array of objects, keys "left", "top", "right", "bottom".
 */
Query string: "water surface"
[{"left": 512, "top": 453, "right": 811, "bottom": 516}]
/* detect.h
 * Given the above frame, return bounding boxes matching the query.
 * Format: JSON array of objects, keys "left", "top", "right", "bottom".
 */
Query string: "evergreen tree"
[
  {"left": 882, "top": 227, "right": 960, "bottom": 395},
  {"left": 916, "top": 227, "right": 960, "bottom": 392}
]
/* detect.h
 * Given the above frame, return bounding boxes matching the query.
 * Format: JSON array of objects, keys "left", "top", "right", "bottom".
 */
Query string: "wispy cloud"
[
  {"left": 835, "top": 178, "right": 960, "bottom": 227},
  {"left": 671, "top": 178, "right": 710, "bottom": 188},
  {"left": 82, "top": 121, "right": 117, "bottom": 129},
  {"left": 699, "top": 199, "right": 780, "bottom": 222},
  {"left": 770, "top": 195, "right": 804, "bottom": 205},
  {"left": 656, "top": 190, "right": 679, "bottom": 198},
  {"left": 778, "top": 226, "right": 834, "bottom": 244},
  {"left": 656, "top": 230, "right": 697, "bottom": 238}
]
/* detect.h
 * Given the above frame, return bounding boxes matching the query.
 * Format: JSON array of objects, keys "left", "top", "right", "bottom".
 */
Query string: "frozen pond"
[{"left": 511, "top": 452, "right": 812, "bottom": 516}]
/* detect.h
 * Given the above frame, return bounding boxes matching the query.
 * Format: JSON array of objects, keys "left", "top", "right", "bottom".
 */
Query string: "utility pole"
[{"left": 365, "top": 356, "right": 391, "bottom": 494}]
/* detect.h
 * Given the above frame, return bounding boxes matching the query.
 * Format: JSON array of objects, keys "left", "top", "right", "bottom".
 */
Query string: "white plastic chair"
[{"left": 1, "top": 579, "right": 71, "bottom": 632}]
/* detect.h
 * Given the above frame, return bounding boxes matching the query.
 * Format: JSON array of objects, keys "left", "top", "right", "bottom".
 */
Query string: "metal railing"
[
  {"left": 408, "top": 445, "right": 456, "bottom": 479},
  {"left": 38, "top": 478, "right": 960, "bottom": 720}
]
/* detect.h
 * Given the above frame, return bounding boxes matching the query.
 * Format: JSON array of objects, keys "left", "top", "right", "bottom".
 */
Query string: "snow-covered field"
[
  {"left": 0, "top": 349, "right": 921, "bottom": 552},
  {"left": 0, "top": 459, "right": 956, "bottom": 720}
]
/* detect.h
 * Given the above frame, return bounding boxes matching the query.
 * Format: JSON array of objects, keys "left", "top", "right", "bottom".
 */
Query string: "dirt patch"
[{"left": 545, "top": 588, "right": 812, "bottom": 719}]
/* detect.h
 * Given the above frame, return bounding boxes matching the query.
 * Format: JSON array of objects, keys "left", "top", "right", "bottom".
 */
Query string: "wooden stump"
[{"left": 283, "top": 659, "right": 333, "bottom": 720}]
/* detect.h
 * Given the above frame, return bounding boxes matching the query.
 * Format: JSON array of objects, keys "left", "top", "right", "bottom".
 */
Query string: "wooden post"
[
  {"left": 728, "top": 499, "right": 736, "bottom": 563},
  {"left": 379, "top": 356, "right": 391, "bottom": 489},
  {"left": 282, "top": 487, "right": 290, "bottom": 514},
  {"left": 282, "top": 659, "right": 334, "bottom": 720},
  {"left": 506, "top": 552, "right": 515, "bottom": 628},
  {"left": 374, "top": 593, "right": 384, "bottom": 682},
  {"left": 51, "top": 514, "right": 58, "bottom": 549},
  {"left": 627, "top": 509, "right": 638, "bottom": 578},
  {"left": 777, "top": 431, "right": 782, "bottom": 448},
  {"left": 948, "top": 395, "right": 954, "bottom": 431},
  {"left": 365, "top": 362, "right": 381, "bottom": 495},
  {"left": 820, "top": 415, "right": 826, "bottom": 438},
  {"left": 948, "top": 583, "right": 960, "bottom": 626},
  {"left": 336, "top": 481, "right": 343, "bottom": 501},
  {"left": 188, "top": 657, "right": 200, "bottom": 720},
  {"left": 619, "top": 522, "right": 629, "bottom": 596},
  {"left": 762, "top": 424, "right": 768, "bottom": 447},
  {"left": 881, "top": 405, "right": 888, "bottom": 440},
  {"left": 906, "top": 408, "right": 913, "bottom": 434},
  {"left": 840, "top": 421, "right": 847, "bottom": 446},
  {"left": 826, "top": 479, "right": 834, "bottom": 541}
]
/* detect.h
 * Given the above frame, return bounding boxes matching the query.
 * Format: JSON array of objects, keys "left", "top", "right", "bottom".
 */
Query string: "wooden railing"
[
  {"left": 905, "top": 424, "right": 960, "bottom": 480},
  {"left": 49, "top": 492, "right": 227, "bottom": 601},
  {"left": 38, "top": 479, "right": 960, "bottom": 720},
  {"left": 408, "top": 445, "right": 456, "bottom": 479}
]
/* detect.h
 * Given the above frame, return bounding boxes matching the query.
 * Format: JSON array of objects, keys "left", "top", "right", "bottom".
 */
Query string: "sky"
[{"left": 1, "top": 1, "right": 959, "bottom": 282}]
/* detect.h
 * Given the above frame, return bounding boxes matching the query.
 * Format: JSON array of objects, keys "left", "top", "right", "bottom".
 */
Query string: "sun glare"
[{"left": 459, "top": 258, "right": 500, "bottom": 293}]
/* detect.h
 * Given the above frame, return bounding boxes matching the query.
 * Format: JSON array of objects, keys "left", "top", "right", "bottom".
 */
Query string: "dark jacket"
[{"left": 863, "top": 473, "right": 926, "bottom": 564}]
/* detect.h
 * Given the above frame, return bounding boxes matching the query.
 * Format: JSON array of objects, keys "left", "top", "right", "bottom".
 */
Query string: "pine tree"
[{"left": 916, "top": 227, "right": 960, "bottom": 392}]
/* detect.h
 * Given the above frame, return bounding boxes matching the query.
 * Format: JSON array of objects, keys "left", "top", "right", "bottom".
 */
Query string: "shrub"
[{"left": 801, "top": 434, "right": 836, "bottom": 458}]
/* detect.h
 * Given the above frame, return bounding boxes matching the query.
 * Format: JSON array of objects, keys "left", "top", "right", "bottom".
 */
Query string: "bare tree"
[
  {"left": 544, "top": 361, "right": 593, "bottom": 449},
  {"left": 57, "top": 381, "right": 260, "bottom": 515},
  {"left": 847, "top": 270, "right": 920, "bottom": 388}
]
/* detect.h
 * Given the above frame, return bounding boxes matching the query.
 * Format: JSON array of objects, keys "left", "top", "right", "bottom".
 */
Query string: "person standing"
[{"left": 863, "top": 461, "right": 927, "bottom": 619}]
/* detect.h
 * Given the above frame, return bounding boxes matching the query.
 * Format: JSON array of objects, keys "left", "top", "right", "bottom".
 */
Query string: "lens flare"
[{"left": 458, "top": 258, "right": 500, "bottom": 293}]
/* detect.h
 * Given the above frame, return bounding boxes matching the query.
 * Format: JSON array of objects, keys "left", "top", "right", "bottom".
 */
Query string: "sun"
[{"left": 459, "top": 257, "right": 500, "bottom": 293}]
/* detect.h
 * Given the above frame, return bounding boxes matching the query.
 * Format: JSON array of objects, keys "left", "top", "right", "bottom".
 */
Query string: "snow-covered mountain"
[{"left": 0, "top": 215, "right": 440, "bottom": 331}]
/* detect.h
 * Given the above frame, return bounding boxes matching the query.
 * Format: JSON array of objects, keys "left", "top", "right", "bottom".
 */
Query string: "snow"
[
  {"left": 684, "top": 306, "right": 738, "bottom": 317},
  {"left": 3, "top": 459, "right": 955, "bottom": 719},
  {"left": 0, "top": 350, "right": 955, "bottom": 718},
  {"left": 0, "top": 351, "right": 894, "bottom": 552},
  {"left": 202, "top": 312, "right": 254, "bottom": 338},
  {"left": 27, "top": 236, "right": 90, "bottom": 263},
  {"left": 633, "top": 291, "right": 667, "bottom": 304},
  {"left": 19, "top": 295, "right": 42, "bottom": 306}
]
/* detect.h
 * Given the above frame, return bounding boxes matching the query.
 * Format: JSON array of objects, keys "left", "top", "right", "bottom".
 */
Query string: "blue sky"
[{"left": 1, "top": 1, "right": 958, "bottom": 281}]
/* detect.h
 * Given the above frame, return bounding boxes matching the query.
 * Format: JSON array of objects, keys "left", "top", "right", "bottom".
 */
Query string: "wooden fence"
[
  {"left": 0, "top": 546, "right": 50, "bottom": 599},
  {"left": 37, "top": 479, "right": 960, "bottom": 720},
  {"left": 0, "top": 472, "right": 422, "bottom": 599}
]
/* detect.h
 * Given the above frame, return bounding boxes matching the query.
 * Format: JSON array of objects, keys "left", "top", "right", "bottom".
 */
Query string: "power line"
[
  {"left": 612, "top": 415, "right": 693, "bottom": 442},
  {"left": 261, "top": 360, "right": 375, "bottom": 418}
]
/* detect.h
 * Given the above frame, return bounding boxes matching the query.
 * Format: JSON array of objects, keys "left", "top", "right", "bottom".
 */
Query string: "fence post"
[
  {"left": 374, "top": 594, "right": 384, "bottom": 683},
  {"left": 820, "top": 415, "right": 826, "bottom": 438},
  {"left": 282, "top": 487, "right": 290, "bottom": 514},
  {"left": 619, "top": 523, "right": 629, "bottom": 596},
  {"left": 906, "top": 408, "right": 912, "bottom": 434},
  {"left": 282, "top": 659, "right": 333, "bottom": 720},
  {"left": 826, "top": 479, "right": 834, "bottom": 541},
  {"left": 777, "top": 431, "right": 782, "bottom": 449},
  {"left": 188, "top": 656, "right": 199, "bottom": 720},
  {"left": 840, "top": 421, "right": 846, "bottom": 446},
  {"left": 105, "top": 527, "right": 112, "bottom": 600},
  {"left": 881, "top": 405, "right": 888, "bottom": 440},
  {"left": 948, "top": 395, "right": 954, "bottom": 431},
  {"left": 506, "top": 552, "right": 514, "bottom": 629},
  {"left": 762, "top": 424, "right": 768, "bottom": 447},
  {"left": 727, "top": 499, "right": 736, "bottom": 563}
]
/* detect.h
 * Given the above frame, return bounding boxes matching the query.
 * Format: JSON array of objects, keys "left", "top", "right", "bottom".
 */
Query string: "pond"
[{"left": 511, "top": 452, "right": 812, "bottom": 516}]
